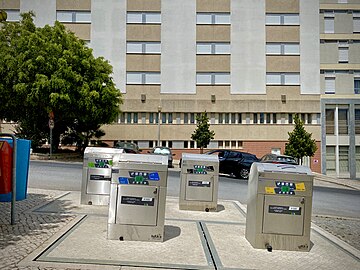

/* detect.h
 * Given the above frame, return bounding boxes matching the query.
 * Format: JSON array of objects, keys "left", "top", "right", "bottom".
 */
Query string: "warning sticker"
[
  {"left": 269, "top": 205, "right": 301, "bottom": 215},
  {"left": 121, "top": 196, "right": 154, "bottom": 206},
  {"left": 265, "top": 187, "right": 276, "bottom": 194},
  {"left": 89, "top": 175, "right": 111, "bottom": 181},
  {"left": 295, "top": 182, "right": 306, "bottom": 191},
  {"left": 189, "top": 181, "right": 211, "bottom": 187}
]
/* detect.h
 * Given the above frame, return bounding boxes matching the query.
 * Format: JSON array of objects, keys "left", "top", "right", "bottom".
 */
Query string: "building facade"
[
  {"left": 319, "top": 0, "right": 360, "bottom": 178},
  {"left": 4, "top": 0, "right": 359, "bottom": 175}
]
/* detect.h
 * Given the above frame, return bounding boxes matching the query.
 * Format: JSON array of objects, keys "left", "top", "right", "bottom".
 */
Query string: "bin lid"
[
  {"left": 182, "top": 153, "right": 219, "bottom": 163},
  {"left": 113, "top": 153, "right": 168, "bottom": 166},
  {"left": 84, "top": 147, "right": 124, "bottom": 155},
  {"left": 254, "top": 162, "right": 313, "bottom": 176}
]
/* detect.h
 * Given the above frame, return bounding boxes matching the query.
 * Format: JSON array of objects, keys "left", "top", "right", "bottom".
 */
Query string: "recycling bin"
[
  {"left": 81, "top": 147, "right": 124, "bottom": 205},
  {"left": 107, "top": 153, "right": 168, "bottom": 242},
  {"left": 0, "top": 141, "right": 12, "bottom": 194},
  {"left": 0, "top": 138, "right": 31, "bottom": 202},
  {"left": 179, "top": 153, "right": 219, "bottom": 211},
  {"left": 245, "top": 162, "right": 314, "bottom": 252}
]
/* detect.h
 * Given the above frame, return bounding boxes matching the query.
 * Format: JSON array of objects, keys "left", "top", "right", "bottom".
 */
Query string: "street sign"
[{"left": 49, "top": 119, "right": 55, "bottom": 129}]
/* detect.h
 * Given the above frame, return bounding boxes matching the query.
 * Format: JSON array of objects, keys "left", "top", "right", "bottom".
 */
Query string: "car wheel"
[{"left": 238, "top": 168, "right": 249, "bottom": 179}]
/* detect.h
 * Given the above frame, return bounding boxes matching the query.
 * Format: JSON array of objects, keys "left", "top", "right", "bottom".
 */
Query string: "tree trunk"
[{"left": 200, "top": 147, "right": 204, "bottom": 154}]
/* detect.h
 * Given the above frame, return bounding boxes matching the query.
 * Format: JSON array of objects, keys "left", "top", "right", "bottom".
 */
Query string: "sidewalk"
[{"left": 0, "top": 174, "right": 359, "bottom": 270}]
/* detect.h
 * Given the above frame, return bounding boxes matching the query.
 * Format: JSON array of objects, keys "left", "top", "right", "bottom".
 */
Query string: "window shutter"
[
  {"left": 339, "top": 47, "right": 349, "bottom": 63},
  {"left": 325, "top": 77, "right": 335, "bottom": 94},
  {"left": 324, "top": 18, "right": 334, "bottom": 33},
  {"left": 354, "top": 18, "right": 360, "bottom": 33}
]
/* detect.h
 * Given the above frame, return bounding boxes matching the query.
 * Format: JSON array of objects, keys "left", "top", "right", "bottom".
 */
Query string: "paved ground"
[{"left": 0, "top": 172, "right": 359, "bottom": 269}]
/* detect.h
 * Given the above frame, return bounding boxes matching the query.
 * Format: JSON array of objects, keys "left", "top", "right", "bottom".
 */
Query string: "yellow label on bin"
[
  {"left": 296, "top": 182, "right": 306, "bottom": 191},
  {"left": 265, "top": 187, "right": 276, "bottom": 194}
]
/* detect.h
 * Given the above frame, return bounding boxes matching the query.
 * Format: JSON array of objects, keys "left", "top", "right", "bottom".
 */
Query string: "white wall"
[
  {"left": 300, "top": 0, "right": 320, "bottom": 94},
  {"left": 91, "top": 0, "right": 126, "bottom": 93},
  {"left": 161, "top": 0, "right": 196, "bottom": 94},
  {"left": 231, "top": 0, "right": 266, "bottom": 94}
]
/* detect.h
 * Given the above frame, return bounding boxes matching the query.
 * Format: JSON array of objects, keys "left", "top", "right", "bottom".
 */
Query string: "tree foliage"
[
  {"left": 0, "top": 12, "right": 122, "bottom": 152},
  {"left": 285, "top": 114, "right": 317, "bottom": 161},
  {"left": 191, "top": 112, "right": 215, "bottom": 154}
]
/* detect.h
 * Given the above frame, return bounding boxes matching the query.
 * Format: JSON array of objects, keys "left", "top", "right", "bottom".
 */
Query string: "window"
[
  {"left": 339, "top": 146, "right": 349, "bottom": 173},
  {"left": 355, "top": 78, "right": 360, "bottom": 94},
  {"left": 219, "top": 113, "right": 223, "bottom": 124},
  {"left": 197, "top": 13, "right": 230, "bottom": 24},
  {"left": 260, "top": 113, "right": 265, "bottom": 124},
  {"left": 127, "top": 113, "right": 132, "bottom": 124},
  {"left": 57, "top": 11, "right": 91, "bottom": 23},
  {"left": 253, "top": 113, "right": 258, "bottom": 124},
  {"left": 326, "top": 109, "right": 335, "bottom": 134},
  {"left": 326, "top": 146, "right": 336, "bottom": 174},
  {"left": 127, "top": 12, "right": 161, "bottom": 24},
  {"left": 238, "top": 113, "right": 242, "bottom": 124},
  {"left": 196, "top": 73, "right": 230, "bottom": 85},
  {"left": 273, "top": 113, "right": 277, "bottom": 124},
  {"left": 190, "top": 113, "right": 195, "bottom": 124},
  {"left": 355, "top": 109, "right": 360, "bottom": 134},
  {"left": 338, "top": 109, "right": 348, "bottom": 135},
  {"left": 289, "top": 113, "right": 293, "bottom": 124},
  {"left": 196, "top": 43, "right": 230, "bottom": 54},
  {"left": 266, "top": 14, "right": 299, "bottom": 25},
  {"left": 133, "top": 113, "right": 138, "bottom": 123},
  {"left": 168, "top": 113, "right": 173, "bottom": 124},
  {"left": 338, "top": 43, "right": 349, "bottom": 63},
  {"left": 127, "top": 42, "right": 161, "bottom": 54},
  {"left": 231, "top": 113, "right": 236, "bottom": 124},
  {"left": 324, "top": 12, "right": 335, "bottom": 33},
  {"left": 225, "top": 113, "right": 230, "bottom": 124},
  {"left": 354, "top": 13, "right": 360, "bottom": 33},
  {"left": 266, "top": 43, "right": 300, "bottom": 55},
  {"left": 149, "top": 113, "right": 154, "bottom": 124},
  {"left": 266, "top": 73, "right": 300, "bottom": 85},
  {"left": 325, "top": 77, "right": 335, "bottom": 94},
  {"left": 126, "top": 72, "right": 160, "bottom": 84},
  {"left": 184, "top": 113, "right": 189, "bottom": 124},
  {"left": 267, "top": 114, "right": 271, "bottom": 124},
  {"left": 4, "top": 10, "right": 20, "bottom": 22},
  {"left": 162, "top": 113, "right": 166, "bottom": 124}
]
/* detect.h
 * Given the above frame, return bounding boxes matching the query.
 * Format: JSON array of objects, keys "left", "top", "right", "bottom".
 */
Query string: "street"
[{"left": 28, "top": 160, "right": 360, "bottom": 219}]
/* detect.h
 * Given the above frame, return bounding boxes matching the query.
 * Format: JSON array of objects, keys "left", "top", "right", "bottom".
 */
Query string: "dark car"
[
  {"left": 148, "top": 146, "right": 174, "bottom": 168},
  {"left": 260, "top": 153, "right": 298, "bottom": 165},
  {"left": 114, "top": 141, "right": 141, "bottom": 154},
  {"left": 205, "top": 149, "right": 259, "bottom": 179}
]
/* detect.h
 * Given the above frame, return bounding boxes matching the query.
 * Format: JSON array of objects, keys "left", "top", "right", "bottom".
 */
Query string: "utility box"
[
  {"left": 179, "top": 153, "right": 219, "bottom": 211},
  {"left": 107, "top": 153, "right": 168, "bottom": 242},
  {"left": 81, "top": 147, "right": 124, "bottom": 206},
  {"left": 245, "top": 163, "right": 314, "bottom": 252}
]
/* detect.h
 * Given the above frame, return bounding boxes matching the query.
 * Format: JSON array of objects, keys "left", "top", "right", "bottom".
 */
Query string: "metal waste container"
[
  {"left": 179, "top": 153, "right": 219, "bottom": 211},
  {"left": 245, "top": 163, "right": 314, "bottom": 251},
  {"left": 108, "top": 153, "right": 168, "bottom": 242},
  {"left": 81, "top": 147, "right": 124, "bottom": 205}
]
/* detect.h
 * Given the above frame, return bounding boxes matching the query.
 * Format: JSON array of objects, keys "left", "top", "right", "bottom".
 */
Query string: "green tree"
[
  {"left": 285, "top": 114, "right": 317, "bottom": 164},
  {"left": 0, "top": 12, "right": 122, "bottom": 152},
  {"left": 191, "top": 112, "right": 215, "bottom": 154}
]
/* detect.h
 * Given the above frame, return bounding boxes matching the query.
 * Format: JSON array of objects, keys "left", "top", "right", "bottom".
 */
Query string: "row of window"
[
  {"left": 324, "top": 11, "right": 360, "bottom": 33},
  {"left": 324, "top": 76, "right": 360, "bottom": 94},
  {"left": 116, "top": 112, "right": 319, "bottom": 125},
  {"left": 126, "top": 42, "right": 300, "bottom": 55},
  {"left": 325, "top": 107, "right": 360, "bottom": 135},
  {"left": 126, "top": 12, "right": 300, "bottom": 26},
  {"left": 126, "top": 72, "right": 301, "bottom": 85}
]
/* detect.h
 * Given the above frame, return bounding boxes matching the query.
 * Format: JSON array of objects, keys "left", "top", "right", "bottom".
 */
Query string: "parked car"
[
  {"left": 148, "top": 146, "right": 174, "bottom": 168},
  {"left": 203, "top": 150, "right": 259, "bottom": 179},
  {"left": 114, "top": 142, "right": 140, "bottom": 154},
  {"left": 260, "top": 153, "right": 298, "bottom": 165}
]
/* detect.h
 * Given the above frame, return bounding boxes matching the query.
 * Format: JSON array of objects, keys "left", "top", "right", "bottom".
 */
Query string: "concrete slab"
[
  {"left": 35, "top": 215, "right": 214, "bottom": 269},
  {"left": 204, "top": 222, "right": 360, "bottom": 270},
  {"left": 166, "top": 196, "right": 246, "bottom": 223}
]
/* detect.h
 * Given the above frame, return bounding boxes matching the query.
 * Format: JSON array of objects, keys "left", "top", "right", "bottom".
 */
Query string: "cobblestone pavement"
[
  {"left": 312, "top": 215, "right": 360, "bottom": 251},
  {"left": 0, "top": 189, "right": 76, "bottom": 270}
]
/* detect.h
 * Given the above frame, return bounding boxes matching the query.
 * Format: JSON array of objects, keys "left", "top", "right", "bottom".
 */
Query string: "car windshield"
[{"left": 153, "top": 148, "right": 171, "bottom": 155}]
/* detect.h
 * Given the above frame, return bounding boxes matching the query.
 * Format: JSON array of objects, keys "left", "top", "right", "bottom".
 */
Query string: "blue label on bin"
[
  {"left": 119, "top": 177, "right": 129, "bottom": 184},
  {"left": 148, "top": 172, "right": 160, "bottom": 181}
]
